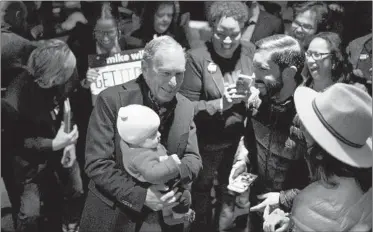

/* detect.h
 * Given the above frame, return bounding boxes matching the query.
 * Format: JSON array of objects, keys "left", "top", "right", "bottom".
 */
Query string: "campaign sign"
[{"left": 88, "top": 48, "right": 144, "bottom": 105}]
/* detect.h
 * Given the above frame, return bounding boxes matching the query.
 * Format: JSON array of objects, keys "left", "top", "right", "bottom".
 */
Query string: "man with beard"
[
  {"left": 285, "top": 2, "right": 330, "bottom": 49},
  {"left": 228, "top": 34, "right": 307, "bottom": 231}
]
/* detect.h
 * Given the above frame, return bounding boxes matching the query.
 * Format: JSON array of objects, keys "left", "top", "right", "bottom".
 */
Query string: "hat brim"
[{"left": 294, "top": 87, "right": 372, "bottom": 168}]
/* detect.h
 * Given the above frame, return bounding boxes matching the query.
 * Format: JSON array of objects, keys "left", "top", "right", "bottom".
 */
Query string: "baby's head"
[{"left": 117, "top": 104, "right": 161, "bottom": 149}]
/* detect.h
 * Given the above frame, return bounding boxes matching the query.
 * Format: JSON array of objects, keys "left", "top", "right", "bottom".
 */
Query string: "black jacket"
[
  {"left": 3, "top": 70, "right": 65, "bottom": 182},
  {"left": 245, "top": 96, "right": 309, "bottom": 211}
]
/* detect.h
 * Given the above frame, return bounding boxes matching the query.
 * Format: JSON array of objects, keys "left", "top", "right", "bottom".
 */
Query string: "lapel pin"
[{"left": 207, "top": 62, "right": 217, "bottom": 74}]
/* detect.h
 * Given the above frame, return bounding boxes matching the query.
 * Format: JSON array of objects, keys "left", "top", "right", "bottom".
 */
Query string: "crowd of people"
[{"left": 1, "top": 1, "right": 372, "bottom": 232}]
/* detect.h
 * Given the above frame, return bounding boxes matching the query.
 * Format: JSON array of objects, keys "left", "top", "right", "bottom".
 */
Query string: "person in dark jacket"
[
  {"left": 346, "top": 33, "right": 372, "bottom": 95},
  {"left": 78, "top": 35, "right": 202, "bottom": 232},
  {"left": 178, "top": 2, "right": 254, "bottom": 231},
  {"left": 1, "top": 0, "right": 37, "bottom": 89},
  {"left": 125, "top": 1, "right": 190, "bottom": 50},
  {"left": 1, "top": 1, "right": 37, "bottom": 226},
  {"left": 230, "top": 34, "right": 306, "bottom": 231},
  {"left": 3, "top": 39, "right": 83, "bottom": 232}
]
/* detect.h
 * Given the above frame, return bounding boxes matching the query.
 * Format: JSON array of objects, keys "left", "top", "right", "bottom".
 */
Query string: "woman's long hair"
[
  {"left": 303, "top": 32, "right": 352, "bottom": 84},
  {"left": 306, "top": 143, "right": 372, "bottom": 192},
  {"left": 137, "top": 1, "right": 180, "bottom": 42}
]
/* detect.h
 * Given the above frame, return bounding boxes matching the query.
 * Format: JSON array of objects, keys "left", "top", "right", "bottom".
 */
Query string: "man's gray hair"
[{"left": 142, "top": 35, "right": 184, "bottom": 62}]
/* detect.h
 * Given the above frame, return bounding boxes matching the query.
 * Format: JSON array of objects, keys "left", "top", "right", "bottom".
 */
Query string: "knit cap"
[{"left": 117, "top": 104, "right": 160, "bottom": 145}]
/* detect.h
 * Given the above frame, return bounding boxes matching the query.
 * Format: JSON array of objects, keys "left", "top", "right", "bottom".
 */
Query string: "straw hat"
[{"left": 294, "top": 83, "right": 372, "bottom": 168}]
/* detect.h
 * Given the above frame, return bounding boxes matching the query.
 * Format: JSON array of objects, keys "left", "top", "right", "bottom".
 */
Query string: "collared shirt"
[
  {"left": 145, "top": 90, "right": 177, "bottom": 146},
  {"left": 242, "top": 2, "right": 260, "bottom": 43}
]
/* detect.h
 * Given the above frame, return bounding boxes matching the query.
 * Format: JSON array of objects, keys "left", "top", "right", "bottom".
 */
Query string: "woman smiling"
[
  {"left": 67, "top": 2, "right": 127, "bottom": 191},
  {"left": 179, "top": 2, "right": 254, "bottom": 231},
  {"left": 125, "top": 1, "right": 190, "bottom": 49}
]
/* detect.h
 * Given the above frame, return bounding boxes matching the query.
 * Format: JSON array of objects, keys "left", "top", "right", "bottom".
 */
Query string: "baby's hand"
[{"left": 159, "top": 155, "right": 169, "bottom": 162}]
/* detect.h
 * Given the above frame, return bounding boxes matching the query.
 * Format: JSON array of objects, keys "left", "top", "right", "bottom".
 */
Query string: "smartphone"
[
  {"left": 236, "top": 74, "right": 254, "bottom": 95},
  {"left": 227, "top": 172, "right": 258, "bottom": 193},
  {"left": 160, "top": 178, "right": 182, "bottom": 194}
]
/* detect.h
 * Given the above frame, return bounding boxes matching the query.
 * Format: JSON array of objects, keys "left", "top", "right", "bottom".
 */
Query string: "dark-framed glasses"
[
  {"left": 94, "top": 29, "right": 117, "bottom": 38},
  {"left": 305, "top": 51, "right": 331, "bottom": 60},
  {"left": 292, "top": 20, "right": 314, "bottom": 32}
]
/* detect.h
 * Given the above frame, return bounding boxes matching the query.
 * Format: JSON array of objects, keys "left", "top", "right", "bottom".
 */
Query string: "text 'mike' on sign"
[{"left": 88, "top": 48, "right": 144, "bottom": 105}]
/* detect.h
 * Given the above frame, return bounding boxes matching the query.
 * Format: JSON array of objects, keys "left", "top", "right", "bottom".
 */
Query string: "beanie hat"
[{"left": 117, "top": 104, "right": 160, "bottom": 145}]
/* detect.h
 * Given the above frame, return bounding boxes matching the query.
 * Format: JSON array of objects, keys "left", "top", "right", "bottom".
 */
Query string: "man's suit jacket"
[
  {"left": 79, "top": 76, "right": 202, "bottom": 232},
  {"left": 346, "top": 34, "right": 372, "bottom": 69},
  {"left": 243, "top": 10, "right": 284, "bottom": 44}
]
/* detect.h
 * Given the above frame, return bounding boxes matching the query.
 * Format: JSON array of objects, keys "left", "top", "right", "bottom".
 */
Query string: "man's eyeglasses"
[
  {"left": 94, "top": 29, "right": 117, "bottom": 38},
  {"left": 305, "top": 51, "right": 331, "bottom": 60},
  {"left": 292, "top": 20, "right": 314, "bottom": 32}
]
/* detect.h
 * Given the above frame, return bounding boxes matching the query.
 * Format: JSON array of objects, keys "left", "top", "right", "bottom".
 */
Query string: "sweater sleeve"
[
  {"left": 279, "top": 189, "right": 301, "bottom": 212},
  {"left": 131, "top": 148, "right": 180, "bottom": 184},
  {"left": 179, "top": 52, "right": 222, "bottom": 116}
]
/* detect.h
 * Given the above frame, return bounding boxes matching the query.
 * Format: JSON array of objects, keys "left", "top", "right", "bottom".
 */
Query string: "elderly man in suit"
[{"left": 79, "top": 35, "right": 202, "bottom": 232}]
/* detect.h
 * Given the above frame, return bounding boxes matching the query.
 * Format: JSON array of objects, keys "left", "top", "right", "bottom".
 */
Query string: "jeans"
[{"left": 15, "top": 158, "right": 84, "bottom": 232}]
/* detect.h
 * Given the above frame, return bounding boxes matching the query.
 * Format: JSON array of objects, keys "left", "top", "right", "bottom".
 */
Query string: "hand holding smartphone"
[
  {"left": 236, "top": 74, "right": 255, "bottom": 96},
  {"left": 227, "top": 172, "right": 258, "bottom": 193}
]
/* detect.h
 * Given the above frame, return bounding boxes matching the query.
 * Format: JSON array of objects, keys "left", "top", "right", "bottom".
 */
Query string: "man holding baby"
[{"left": 79, "top": 35, "right": 202, "bottom": 232}]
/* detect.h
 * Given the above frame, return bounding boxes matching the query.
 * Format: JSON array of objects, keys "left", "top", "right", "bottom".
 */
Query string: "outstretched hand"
[
  {"left": 263, "top": 208, "right": 290, "bottom": 232},
  {"left": 250, "top": 192, "right": 280, "bottom": 212}
]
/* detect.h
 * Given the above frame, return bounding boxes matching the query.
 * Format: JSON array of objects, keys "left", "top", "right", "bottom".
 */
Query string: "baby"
[{"left": 117, "top": 104, "right": 194, "bottom": 225}]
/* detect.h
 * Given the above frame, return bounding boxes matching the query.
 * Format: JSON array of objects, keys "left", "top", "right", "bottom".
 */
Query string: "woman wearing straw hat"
[
  {"left": 262, "top": 83, "right": 372, "bottom": 232},
  {"left": 275, "top": 32, "right": 354, "bottom": 212}
]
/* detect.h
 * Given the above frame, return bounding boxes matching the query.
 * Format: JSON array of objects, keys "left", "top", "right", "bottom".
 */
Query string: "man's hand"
[
  {"left": 246, "top": 86, "right": 262, "bottom": 109},
  {"left": 31, "top": 24, "right": 44, "bottom": 39},
  {"left": 52, "top": 123, "right": 79, "bottom": 151},
  {"left": 263, "top": 208, "right": 290, "bottom": 232},
  {"left": 145, "top": 184, "right": 182, "bottom": 211},
  {"left": 61, "top": 144, "right": 76, "bottom": 168},
  {"left": 250, "top": 192, "right": 280, "bottom": 212}
]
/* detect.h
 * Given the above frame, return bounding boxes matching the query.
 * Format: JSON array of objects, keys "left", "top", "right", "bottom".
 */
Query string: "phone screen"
[{"left": 236, "top": 74, "right": 254, "bottom": 94}]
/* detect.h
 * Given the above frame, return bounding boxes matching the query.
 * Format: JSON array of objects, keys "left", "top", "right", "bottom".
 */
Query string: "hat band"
[{"left": 312, "top": 99, "right": 364, "bottom": 148}]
